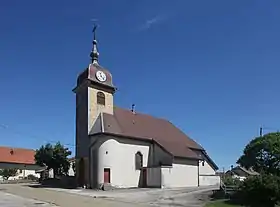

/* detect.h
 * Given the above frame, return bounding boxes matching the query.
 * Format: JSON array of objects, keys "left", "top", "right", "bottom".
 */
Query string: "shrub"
[
  {"left": 222, "top": 175, "right": 241, "bottom": 186},
  {"left": 236, "top": 174, "right": 280, "bottom": 207},
  {"left": 27, "top": 174, "right": 38, "bottom": 181}
]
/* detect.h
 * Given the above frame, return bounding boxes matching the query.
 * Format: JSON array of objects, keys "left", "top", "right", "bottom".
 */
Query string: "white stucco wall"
[
  {"left": 89, "top": 135, "right": 218, "bottom": 189},
  {"left": 198, "top": 160, "right": 218, "bottom": 186},
  {"left": 199, "top": 175, "right": 220, "bottom": 186},
  {"left": 199, "top": 160, "right": 216, "bottom": 175},
  {"left": 96, "top": 137, "right": 150, "bottom": 188},
  {"left": 0, "top": 169, "right": 39, "bottom": 181},
  {"left": 161, "top": 158, "right": 198, "bottom": 188},
  {"left": 68, "top": 162, "right": 75, "bottom": 176},
  {"left": 232, "top": 174, "right": 246, "bottom": 181}
]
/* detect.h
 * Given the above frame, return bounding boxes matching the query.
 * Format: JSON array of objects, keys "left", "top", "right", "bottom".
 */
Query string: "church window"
[
  {"left": 97, "top": 92, "right": 105, "bottom": 105},
  {"left": 135, "top": 151, "right": 143, "bottom": 170}
]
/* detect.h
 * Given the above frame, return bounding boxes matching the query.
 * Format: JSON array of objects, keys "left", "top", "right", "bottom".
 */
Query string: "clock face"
[{"left": 95, "top": 71, "right": 107, "bottom": 82}]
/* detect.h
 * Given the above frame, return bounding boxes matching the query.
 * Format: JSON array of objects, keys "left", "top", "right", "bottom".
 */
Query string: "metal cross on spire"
[
  {"left": 92, "top": 24, "right": 98, "bottom": 41},
  {"left": 90, "top": 21, "right": 100, "bottom": 64}
]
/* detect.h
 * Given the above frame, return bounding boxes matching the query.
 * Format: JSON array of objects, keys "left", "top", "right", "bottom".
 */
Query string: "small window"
[
  {"left": 202, "top": 161, "right": 205, "bottom": 166},
  {"left": 19, "top": 169, "right": 22, "bottom": 173},
  {"left": 97, "top": 92, "right": 105, "bottom": 105},
  {"left": 135, "top": 151, "right": 143, "bottom": 170}
]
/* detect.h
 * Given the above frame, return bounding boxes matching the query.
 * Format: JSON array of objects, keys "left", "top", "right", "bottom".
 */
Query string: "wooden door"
[
  {"left": 104, "top": 168, "right": 110, "bottom": 183},
  {"left": 142, "top": 168, "right": 147, "bottom": 187}
]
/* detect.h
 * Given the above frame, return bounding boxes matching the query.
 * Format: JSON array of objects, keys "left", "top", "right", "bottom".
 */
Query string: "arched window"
[
  {"left": 135, "top": 151, "right": 143, "bottom": 170},
  {"left": 97, "top": 92, "right": 105, "bottom": 105}
]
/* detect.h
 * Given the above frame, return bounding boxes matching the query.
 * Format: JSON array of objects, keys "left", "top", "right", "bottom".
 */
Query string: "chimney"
[{"left": 131, "top": 104, "right": 136, "bottom": 114}]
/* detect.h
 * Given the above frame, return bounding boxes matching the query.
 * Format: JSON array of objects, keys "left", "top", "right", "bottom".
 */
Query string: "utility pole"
[{"left": 260, "top": 127, "right": 263, "bottom": 137}]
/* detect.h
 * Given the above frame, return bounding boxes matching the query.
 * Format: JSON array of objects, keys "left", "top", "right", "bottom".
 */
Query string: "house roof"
[
  {"left": 90, "top": 106, "right": 218, "bottom": 169},
  {"left": 228, "top": 166, "right": 259, "bottom": 176},
  {"left": 0, "top": 146, "right": 36, "bottom": 165}
]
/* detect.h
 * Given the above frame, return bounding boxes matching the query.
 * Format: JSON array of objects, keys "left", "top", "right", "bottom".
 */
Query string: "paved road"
[
  {"left": 0, "top": 184, "right": 216, "bottom": 207},
  {"left": 0, "top": 190, "right": 55, "bottom": 207},
  {"left": 0, "top": 184, "right": 146, "bottom": 207},
  {"left": 42, "top": 185, "right": 217, "bottom": 206}
]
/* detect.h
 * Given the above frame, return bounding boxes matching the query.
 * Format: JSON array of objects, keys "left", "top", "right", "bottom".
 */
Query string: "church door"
[
  {"left": 142, "top": 168, "right": 147, "bottom": 187},
  {"left": 104, "top": 168, "right": 110, "bottom": 183}
]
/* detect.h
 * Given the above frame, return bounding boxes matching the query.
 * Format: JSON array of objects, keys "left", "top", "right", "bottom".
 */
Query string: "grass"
[{"left": 205, "top": 200, "right": 242, "bottom": 207}]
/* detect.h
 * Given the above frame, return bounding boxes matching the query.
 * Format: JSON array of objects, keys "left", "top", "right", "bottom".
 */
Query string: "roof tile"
[
  {"left": 101, "top": 107, "right": 204, "bottom": 159},
  {"left": 0, "top": 146, "right": 35, "bottom": 165}
]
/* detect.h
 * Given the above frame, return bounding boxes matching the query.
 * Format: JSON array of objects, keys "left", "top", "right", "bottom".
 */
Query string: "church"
[{"left": 73, "top": 27, "right": 220, "bottom": 189}]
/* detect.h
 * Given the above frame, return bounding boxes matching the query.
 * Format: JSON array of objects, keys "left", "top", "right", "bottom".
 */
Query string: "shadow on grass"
[{"left": 209, "top": 190, "right": 242, "bottom": 206}]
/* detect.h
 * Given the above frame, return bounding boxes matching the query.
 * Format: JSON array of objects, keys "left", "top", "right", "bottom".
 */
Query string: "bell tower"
[{"left": 73, "top": 25, "right": 116, "bottom": 187}]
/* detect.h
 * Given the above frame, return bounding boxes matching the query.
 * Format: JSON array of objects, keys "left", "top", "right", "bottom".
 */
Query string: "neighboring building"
[
  {"left": 226, "top": 166, "right": 259, "bottom": 181},
  {"left": 68, "top": 157, "right": 75, "bottom": 176},
  {"left": 40, "top": 157, "right": 76, "bottom": 178},
  {"left": 0, "top": 146, "right": 43, "bottom": 180},
  {"left": 73, "top": 28, "right": 220, "bottom": 189}
]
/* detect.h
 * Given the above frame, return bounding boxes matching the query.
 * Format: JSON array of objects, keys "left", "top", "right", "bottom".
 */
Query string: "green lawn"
[{"left": 205, "top": 200, "right": 242, "bottom": 207}]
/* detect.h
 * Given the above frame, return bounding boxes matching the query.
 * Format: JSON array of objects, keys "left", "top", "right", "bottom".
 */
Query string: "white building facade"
[{"left": 87, "top": 135, "right": 220, "bottom": 188}]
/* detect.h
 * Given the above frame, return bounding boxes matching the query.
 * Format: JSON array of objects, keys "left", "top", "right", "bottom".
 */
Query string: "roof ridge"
[
  {"left": 114, "top": 106, "right": 169, "bottom": 122},
  {"left": 0, "top": 146, "right": 35, "bottom": 151}
]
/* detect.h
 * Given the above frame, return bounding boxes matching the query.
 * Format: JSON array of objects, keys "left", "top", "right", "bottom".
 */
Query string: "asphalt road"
[
  {"left": 0, "top": 183, "right": 216, "bottom": 207},
  {"left": 0, "top": 190, "right": 55, "bottom": 207}
]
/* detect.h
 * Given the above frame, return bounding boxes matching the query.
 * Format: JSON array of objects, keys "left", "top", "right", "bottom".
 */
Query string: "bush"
[
  {"left": 236, "top": 174, "right": 280, "bottom": 207},
  {"left": 222, "top": 175, "right": 242, "bottom": 186},
  {"left": 27, "top": 174, "right": 38, "bottom": 181}
]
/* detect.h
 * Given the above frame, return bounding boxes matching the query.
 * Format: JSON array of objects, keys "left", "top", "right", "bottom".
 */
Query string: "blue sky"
[{"left": 0, "top": 0, "right": 280, "bottom": 170}]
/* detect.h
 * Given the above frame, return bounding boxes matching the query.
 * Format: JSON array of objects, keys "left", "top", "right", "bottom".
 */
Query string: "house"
[
  {"left": 0, "top": 146, "right": 43, "bottom": 180},
  {"left": 226, "top": 166, "right": 259, "bottom": 181},
  {"left": 68, "top": 157, "right": 75, "bottom": 176},
  {"left": 73, "top": 27, "right": 220, "bottom": 189},
  {"left": 39, "top": 157, "right": 76, "bottom": 179}
]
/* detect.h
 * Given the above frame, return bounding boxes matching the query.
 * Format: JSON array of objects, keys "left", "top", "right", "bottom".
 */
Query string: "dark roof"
[
  {"left": 227, "top": 166, "right": 259, "bottom": 176},
  {"left": 91, "top": 107, "right": 218, "bottom": 169},
  {"left": 75, "top": 63, "right": 116, "bottom": 91}
]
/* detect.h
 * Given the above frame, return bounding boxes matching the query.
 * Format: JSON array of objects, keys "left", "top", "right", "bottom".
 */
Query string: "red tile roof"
[
  {"left": 0, "top": 146, "right": 36, "bottom": 165},
  {"left": 101, "top": 107, "right": 205, "bottom": 160}
]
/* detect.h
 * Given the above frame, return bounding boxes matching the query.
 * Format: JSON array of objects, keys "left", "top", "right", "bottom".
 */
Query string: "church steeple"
[{"left": 90, "top": 24, "right": 99, "bottom": 64}]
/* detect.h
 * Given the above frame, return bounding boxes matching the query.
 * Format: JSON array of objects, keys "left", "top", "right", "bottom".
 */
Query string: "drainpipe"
[
  {"left": 198, "top": 160, "right": 200, "bottom": 187},
  {"left": 23, "top": 165, "right": 26, "bottom": 179}
]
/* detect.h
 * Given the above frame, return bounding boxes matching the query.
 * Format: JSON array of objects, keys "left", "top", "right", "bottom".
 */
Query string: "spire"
[{"left": 90, "top": 24, "right": 99, "bottom": 64}]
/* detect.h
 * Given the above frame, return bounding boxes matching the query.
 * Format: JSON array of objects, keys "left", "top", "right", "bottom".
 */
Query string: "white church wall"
[
  {"left": 198, "top": 159, "right": 219, "bottom": 186},
  {"left": 97, "top": 137, "right": 150, "bottom": 188},
  {"left": 161, "top": 158, "right": 198, "bottom": 188},
  {"left": 198, "top": 160, "right": 216, "bottom": 175},
  {"left": 199, "top": 175, "right": 220, "bottom": 186}
]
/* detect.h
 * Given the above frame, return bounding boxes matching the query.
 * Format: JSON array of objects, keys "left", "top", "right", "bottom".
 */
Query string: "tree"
[
  {"left": 0, "top": 169, "right": 18, "bottom": 180},
  {"left": 237, "top": 132, "right": 280, "bottom": 175},
  {"left": 35, "top": 142, "right": 72, "bottom": 177}
]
